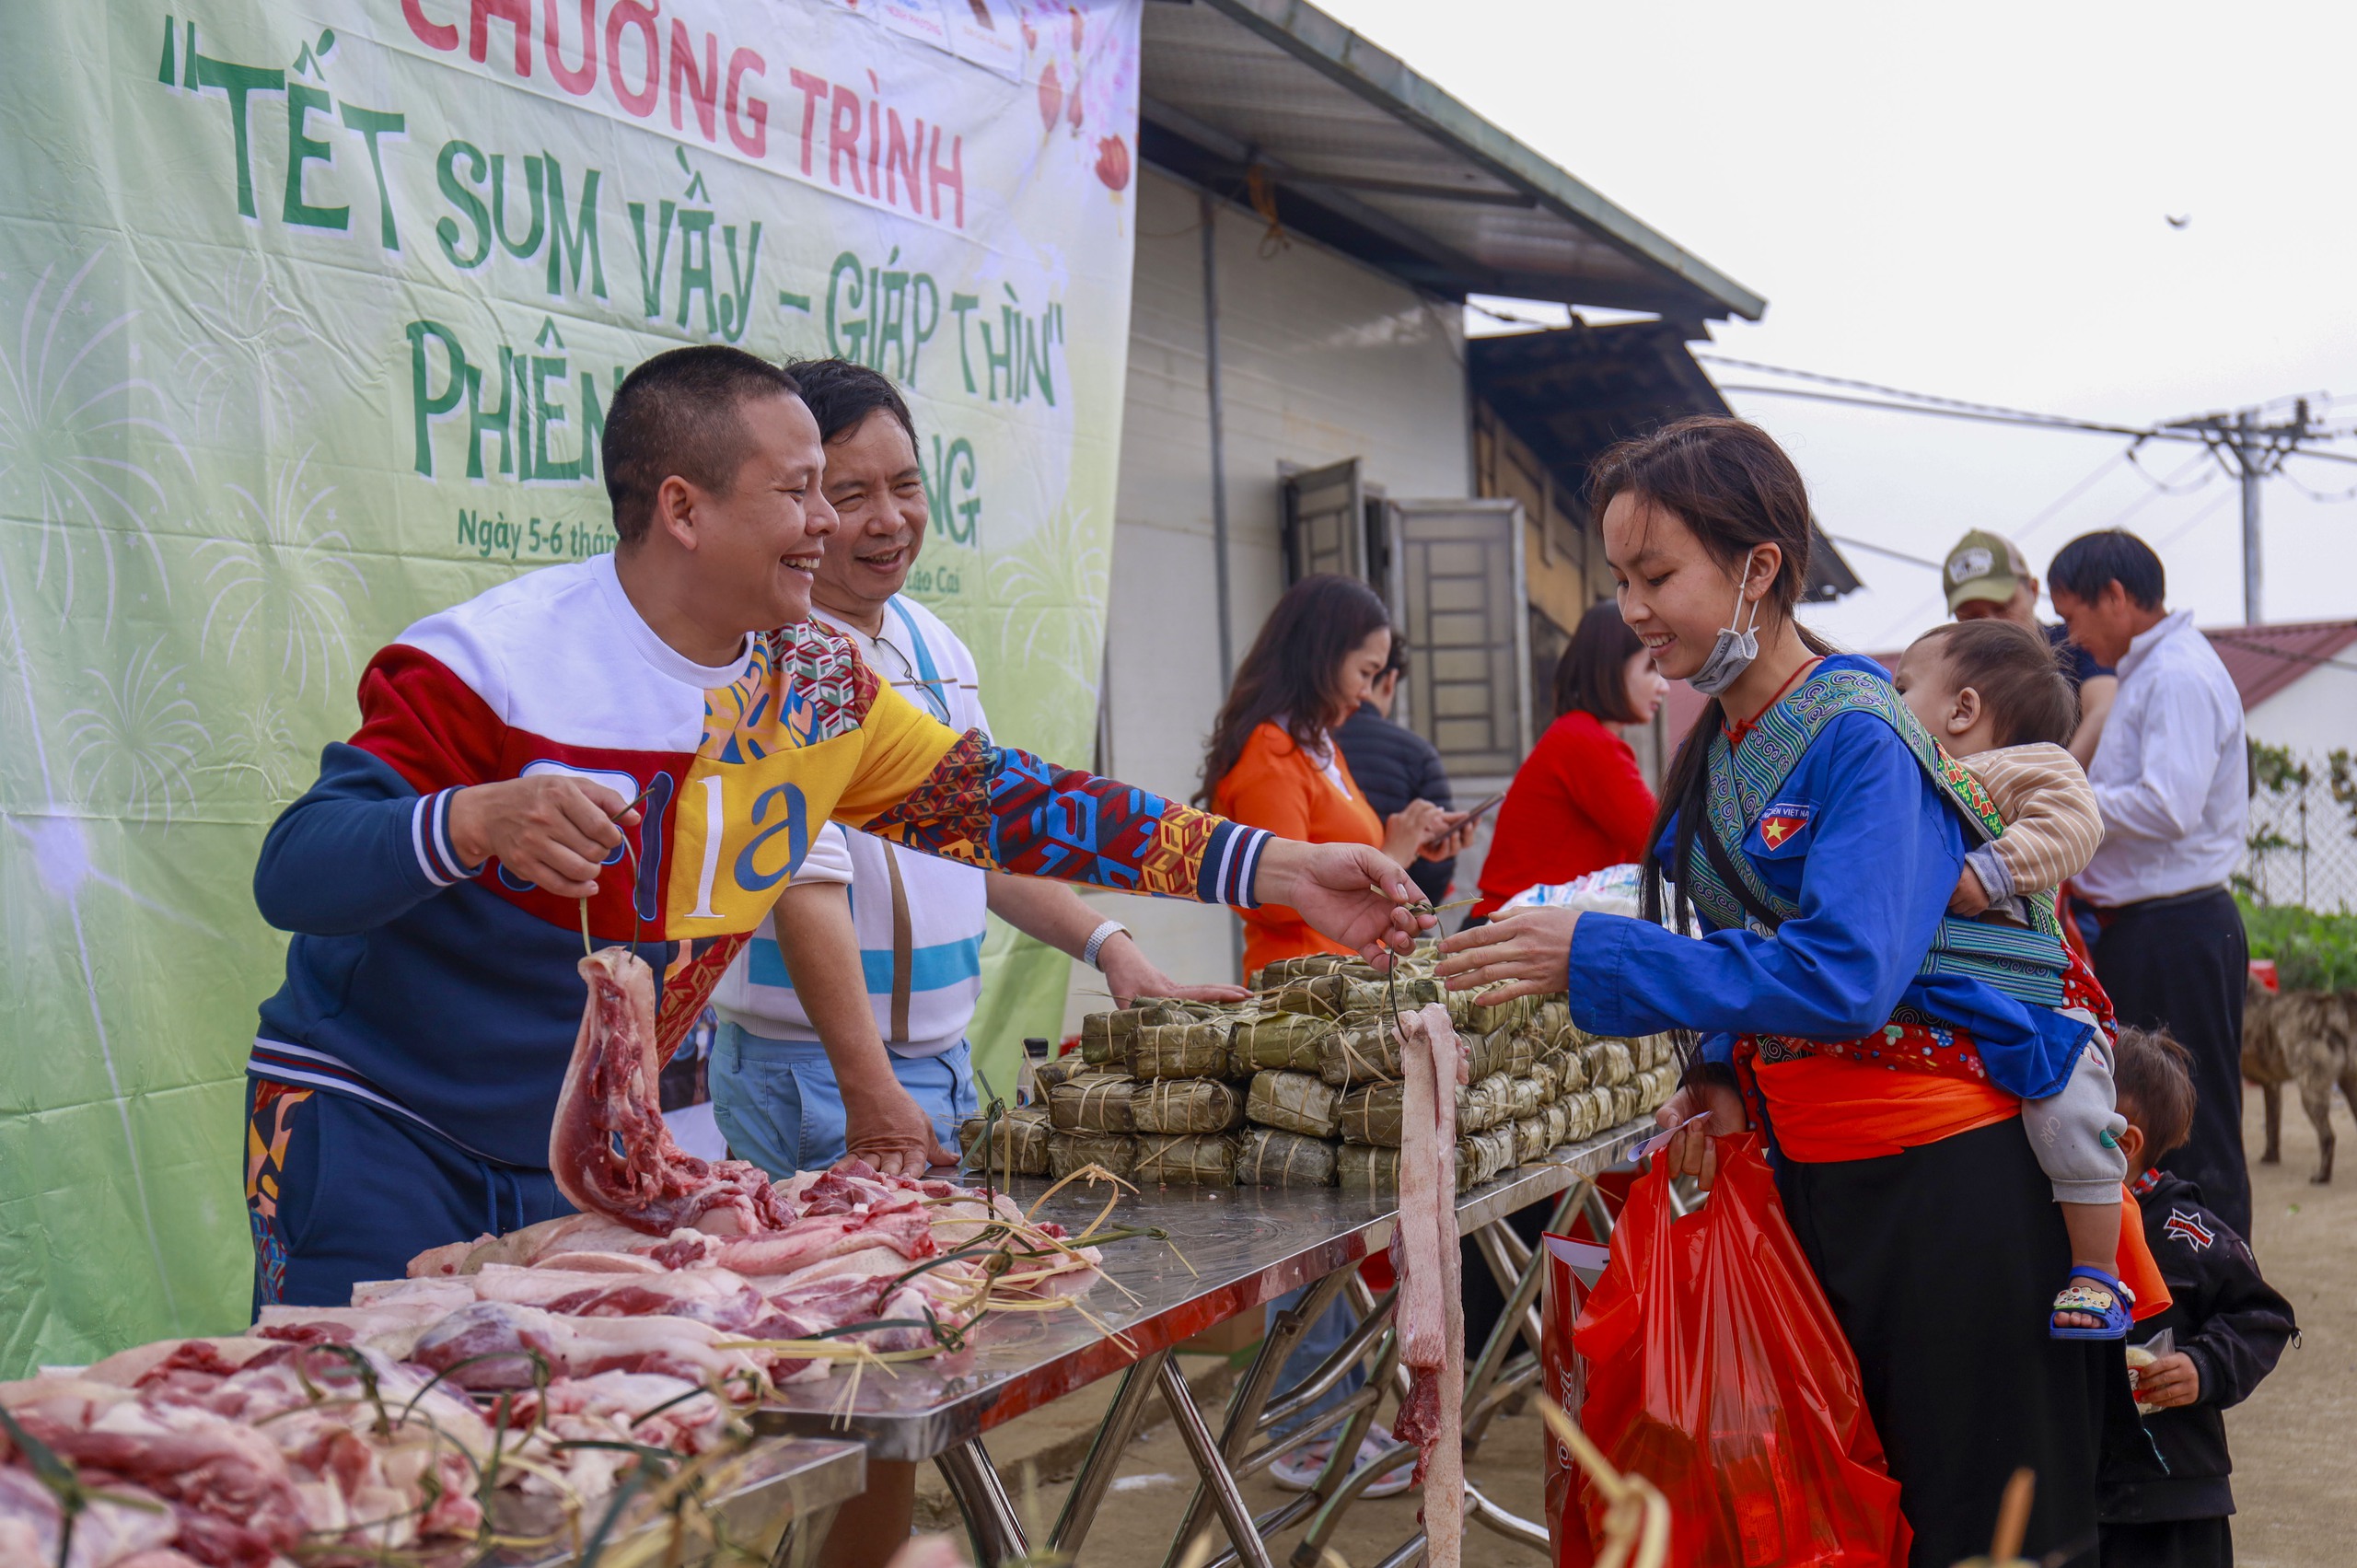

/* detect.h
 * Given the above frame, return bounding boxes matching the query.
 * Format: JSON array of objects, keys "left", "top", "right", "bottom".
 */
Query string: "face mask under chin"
[{"left": 1687, "top": 565, "right": 1764, "bottom": 699}]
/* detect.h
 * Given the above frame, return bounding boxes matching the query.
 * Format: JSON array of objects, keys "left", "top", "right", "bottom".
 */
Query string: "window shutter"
[
  {"left": 1282, "top": 459, "right": 1364, "bottom": 584},
  {"left": 1392, "top": 497, "right": 1531, "bottom": 778}
]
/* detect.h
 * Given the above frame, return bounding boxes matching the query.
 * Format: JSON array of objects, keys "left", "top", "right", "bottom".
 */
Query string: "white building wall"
[
  {"left": 2244, "top": 666, "right": 2357, "bottom": 757},
  {"left": 1062, "top": 166, "right": 1474, "bottom": 1023}
]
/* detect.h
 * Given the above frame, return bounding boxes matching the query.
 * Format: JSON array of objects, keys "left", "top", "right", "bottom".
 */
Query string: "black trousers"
[
  {"left": 1777, "top": 1117, "right": 2125, "bottom": 1568},
  {"left": 2093, "top": 888, "right": 2250, "bottom": 1237},
  {"left": 2100, "top": 1516, "right": 2231, "bottom": 1568}
]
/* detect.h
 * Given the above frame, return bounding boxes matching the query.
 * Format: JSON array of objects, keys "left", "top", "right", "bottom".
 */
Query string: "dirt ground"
[
  {"left": 936, "top": 1085, "right": 2353, "bottom": 1567},
  {"left": 2220, "top": 1082, "right": 2355, "bottom": 1567}
]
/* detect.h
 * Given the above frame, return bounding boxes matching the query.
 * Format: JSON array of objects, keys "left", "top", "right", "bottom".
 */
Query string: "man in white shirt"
[
  {"left": 709, "top": 359, "right": 1238, "bottom": 1182},
  {"left": 2049, "top": 528, "right": 2253, "bottom": 1237}
]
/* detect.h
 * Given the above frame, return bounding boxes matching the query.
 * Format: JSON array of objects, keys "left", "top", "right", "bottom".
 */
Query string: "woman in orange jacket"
[{"left": 1201, "top": 575, "right": 1470, "bottom": 981}]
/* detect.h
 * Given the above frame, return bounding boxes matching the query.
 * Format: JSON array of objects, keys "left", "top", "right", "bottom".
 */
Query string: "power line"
[
  {"left": 1707, "top": 357, "right": 2357, "bottom": 469},
  {"left": 1714, "top": 383, "right": 2179, "bottom": 441},
  {"left": 1826, "top": 533, "right": 1945, "bottom": 571}
]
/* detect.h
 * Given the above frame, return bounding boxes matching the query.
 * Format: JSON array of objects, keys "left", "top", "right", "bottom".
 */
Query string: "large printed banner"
[{"left": 0, "top": 0, "right": 1140, "bottom": 1370}]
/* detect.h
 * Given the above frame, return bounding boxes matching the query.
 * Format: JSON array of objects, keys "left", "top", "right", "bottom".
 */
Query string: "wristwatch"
[{"left": 1082, "top": 919, "right": 1130, "bottom": 970}]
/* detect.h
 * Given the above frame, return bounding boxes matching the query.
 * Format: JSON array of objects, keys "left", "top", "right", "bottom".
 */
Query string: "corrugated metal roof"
[
  {"left": 1471, "top": 321, "right": 1863, "bottom": 600},
  {"left": 1141, "top": 0, "right": 1764, "bottom": 325},
  {"left": 2203, "top": 621, "right": 2357, "bottom": 711}
]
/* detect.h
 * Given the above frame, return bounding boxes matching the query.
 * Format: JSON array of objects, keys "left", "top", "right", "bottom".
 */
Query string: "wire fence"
[{"left": 2237, "top": 744, "right": 2357, "bottom": 915}]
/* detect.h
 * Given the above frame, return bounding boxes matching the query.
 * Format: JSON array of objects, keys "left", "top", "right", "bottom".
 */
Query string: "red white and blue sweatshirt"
[{"left": 250, "top": 556, "right": 1269, "bottom": 1167}]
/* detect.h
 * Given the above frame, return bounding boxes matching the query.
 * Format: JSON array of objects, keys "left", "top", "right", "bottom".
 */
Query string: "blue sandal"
[{"left": 2049, "top": 1265, "right": 2135, "bottom": 1341}]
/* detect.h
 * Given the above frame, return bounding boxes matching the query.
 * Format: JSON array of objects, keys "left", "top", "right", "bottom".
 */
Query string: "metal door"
[
  {"left": 1282, "top": 459, "right": 1364, "bottom": 584},
  {"left": 1392, "top": 497, "right": 1531, "bottom": 778}
]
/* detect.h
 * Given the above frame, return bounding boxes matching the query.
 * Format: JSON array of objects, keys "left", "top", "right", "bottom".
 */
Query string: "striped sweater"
[
  {"left": 249, "top": 555, "right": 1268, "bottom": 1165},
  {"left": 1962, "top": 741, "right": 2103, "bottom": 909}
]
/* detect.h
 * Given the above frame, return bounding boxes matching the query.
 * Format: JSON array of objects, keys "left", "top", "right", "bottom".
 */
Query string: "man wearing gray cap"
[{"left": 1944, "top": 528, "right": 2118, "bottom": 766}]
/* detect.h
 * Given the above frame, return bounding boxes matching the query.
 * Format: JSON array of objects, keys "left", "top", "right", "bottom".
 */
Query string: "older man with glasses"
[{"left": 706, "top": 358, "right": 1239, "bottom": 1184}]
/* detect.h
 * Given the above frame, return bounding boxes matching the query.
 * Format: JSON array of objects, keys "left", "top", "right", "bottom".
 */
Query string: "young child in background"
[
  {"left": 1893, "top": 618, "right": 2139, "bottom": 1339},
  {"left": 2099, "top": 1027, "right": 2297, "bottom": 1568}
]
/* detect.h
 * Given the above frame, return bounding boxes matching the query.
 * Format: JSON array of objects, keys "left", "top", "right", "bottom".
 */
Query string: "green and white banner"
[{"left": 0, "top": 0, "right": 1140, "bottom": 1372}]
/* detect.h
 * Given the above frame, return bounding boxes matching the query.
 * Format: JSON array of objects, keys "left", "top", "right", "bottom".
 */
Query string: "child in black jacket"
[{"left": 2100, "top": 1027, "right": 2298, "bottom": 1568}]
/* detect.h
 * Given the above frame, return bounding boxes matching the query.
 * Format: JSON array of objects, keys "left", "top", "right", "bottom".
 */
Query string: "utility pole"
[{"left": 2161, "top": 400, "right": 2321, "bottom": 626}]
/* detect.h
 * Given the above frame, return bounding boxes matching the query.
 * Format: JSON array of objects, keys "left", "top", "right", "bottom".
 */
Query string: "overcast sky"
[{"left": 1319, "top": 0, "right": 2357, "bottom": 648}]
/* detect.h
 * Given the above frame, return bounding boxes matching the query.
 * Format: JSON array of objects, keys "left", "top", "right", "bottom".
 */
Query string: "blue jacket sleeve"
[
  {"left": 1567, "top": 713, "right": 1963, "bottom": 1040},
  {"left": 254, "top": 743, "right": 482, "bottom": 935}
]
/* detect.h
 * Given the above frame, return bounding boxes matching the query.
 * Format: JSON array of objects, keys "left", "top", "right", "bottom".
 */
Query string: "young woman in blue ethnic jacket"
[{"left": 1439, "top": 417, "right": 2131, "bottom": 1568}]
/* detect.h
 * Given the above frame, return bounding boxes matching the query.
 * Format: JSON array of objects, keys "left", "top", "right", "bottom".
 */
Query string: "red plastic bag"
[
  {"left": 1540, "top": 1232, "right": 1609, "bottom": 1552},
  {"left": 1557, "top": 1135, "right": 1911, "bottom": 1568}
]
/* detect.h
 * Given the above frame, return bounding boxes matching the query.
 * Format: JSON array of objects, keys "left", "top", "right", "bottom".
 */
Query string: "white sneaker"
[{"left": 1268, "top": 1429, "right": 1417, "bottom": 1499}]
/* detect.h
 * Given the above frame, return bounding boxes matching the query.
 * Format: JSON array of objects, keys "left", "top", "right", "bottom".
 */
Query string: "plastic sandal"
[{"left": 2049, "top": 1264, "right": 2136, "bottom": 1341}]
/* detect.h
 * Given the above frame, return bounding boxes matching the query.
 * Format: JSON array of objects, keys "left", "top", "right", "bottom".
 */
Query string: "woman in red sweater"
[{"left": 1470, "top": 600, "right": 1668, "bottom": 920}]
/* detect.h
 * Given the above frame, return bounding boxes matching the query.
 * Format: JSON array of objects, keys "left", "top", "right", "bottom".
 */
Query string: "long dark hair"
[
  {"left": 1554, "top": 600, "right": 1647, "bottom": 723},
  {"left": 1198, "top": 574, "right": 1391, "bottom": 807},
  {"left": 1592, "top": 418, "right": 1829, "bottom": 933}
]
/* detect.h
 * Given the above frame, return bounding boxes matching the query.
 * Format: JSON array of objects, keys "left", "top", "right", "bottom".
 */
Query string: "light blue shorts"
[{"left": 707, "top": 1022, "right": 977, "bottom": 1177}]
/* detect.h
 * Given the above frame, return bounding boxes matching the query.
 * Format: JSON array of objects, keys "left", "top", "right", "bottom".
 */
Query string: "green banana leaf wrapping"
[
  {"left": 1049, "top": 1072, "right": 1139, "bottom": 1132},
  {"left": 1336, "top": 1143, "right": 1399, "bottom": 1193},
  {"left": 1049, "top": 1132, "right": 1138, "bottom": 1179},
  {"left": 1031, "top": 1054, "right": 1090, "bottom": 1096},
  {"left": 1249, "top": 953, "right": 1366, "bottom": 989},
  {"left": 1132, "top": 1077, "right": 1248, "bottom": 1134},
  {"left": 1130, "top": 1020, "right": 1236, "bottom": 1080},
  {"left": 1246, "top": 1070, "right": 1343, "bottom": 1138},
  {"left": 1338, "top": 1081, "right": 1403, "bottom": 1147},
  {"left": 1237, "top": 1127, "right": 1340, "bottom": 1187},
  {"left": 1134, "top": 1132, "right": 1239, "bottom": 1186},
  {"left": 1229, "top": 1012, "right": 1334, "bottom": 1074},
  {"left": 1318, "top": 1021, "right": 1404, "bottom": 1087},
  {"left": 957, "top": 1107, "right": 1051, "bottom": 1177}
]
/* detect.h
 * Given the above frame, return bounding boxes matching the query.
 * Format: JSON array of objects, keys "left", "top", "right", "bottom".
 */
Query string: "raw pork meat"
[
  {"left": 1388, "top": 1003, "right": 1468, "bottom": 1568},
  {"left": 552, "top": 949, "right": 787, "bottom": 1236}
]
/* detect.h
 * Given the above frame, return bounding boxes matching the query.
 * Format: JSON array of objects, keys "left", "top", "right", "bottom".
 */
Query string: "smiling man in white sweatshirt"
[{"left": 707, "top": 359, "right": 1241, "bottom": 1179}]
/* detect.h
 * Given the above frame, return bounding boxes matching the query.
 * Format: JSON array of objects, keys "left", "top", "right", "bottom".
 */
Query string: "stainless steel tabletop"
[
  {"left": 493, "top": 1434, "right": 866, "bottom": 1568},
  {"left": 750, "top": 1118, "right": 1654, "bottom": 1461}
]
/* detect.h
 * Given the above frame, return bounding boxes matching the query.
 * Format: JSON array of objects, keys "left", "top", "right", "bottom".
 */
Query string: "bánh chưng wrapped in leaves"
[
  {"left": 1247, "top": 1070, "right": 1343, "bottom": 1138},
  {"left": 1237, "top": 1127, "right": 1339, "bottom": 1187},
  {"left": 1319, "top": 1021, "right": 1403, "bottom": 1087},
  {"left": 1132, "top": 1076, "right": 1246, "bottom": 1134},
  {"left": 1230, "top": 1011, "right": 1334, "bottom": 1074},
  {"left": 1134, "top": 1132, "right": 1238, "bottom": 1186},
  {"left": 1031, "top": 1053, "right": 1090, "bottom": 1096},
  {"left": 958, "top": 1106, "right": 1051, "bottom": 1176},
  {"left": 1130, "top": 1020, "right": 1234, "bottom": 1080},
  {"left": 1506, "top": 1074, "right": 1545, "bottom": 1123},
  {"left": 1050, "top": 1132, "right": 1137, "bottom": 1179},
  {"left": 1585, "top": 1039, "right": 1635, "bottom": 1088},
  {"left": 1050, "top": 1071, "right": 1138, "bottom": 1132}
]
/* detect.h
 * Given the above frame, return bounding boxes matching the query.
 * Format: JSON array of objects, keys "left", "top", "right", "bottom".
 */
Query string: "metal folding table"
[
  {"left": 751, "top": 1118, "right": 1655, "bottom": 1568},
  {"left": 490, "top": 1433, "right": 867, "bottom": 1568}
]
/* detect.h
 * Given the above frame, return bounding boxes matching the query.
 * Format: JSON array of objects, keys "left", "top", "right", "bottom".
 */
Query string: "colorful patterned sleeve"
[{"left": 833, "top": 683, "right": 1270, "bottom": 906}]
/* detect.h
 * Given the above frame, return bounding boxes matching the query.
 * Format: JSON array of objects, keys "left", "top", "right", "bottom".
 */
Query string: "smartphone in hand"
[{"left": 1426, "top": 790, "right": 1505, "bottom": 851}]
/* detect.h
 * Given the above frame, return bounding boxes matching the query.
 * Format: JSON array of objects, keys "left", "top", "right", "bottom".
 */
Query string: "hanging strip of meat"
[
  {"left": 1388, "top": 1002, "right": 1467, "bottom": 1568},
  {"left": 550, "top": 948, "right": 781, "bottom": 1236}
]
